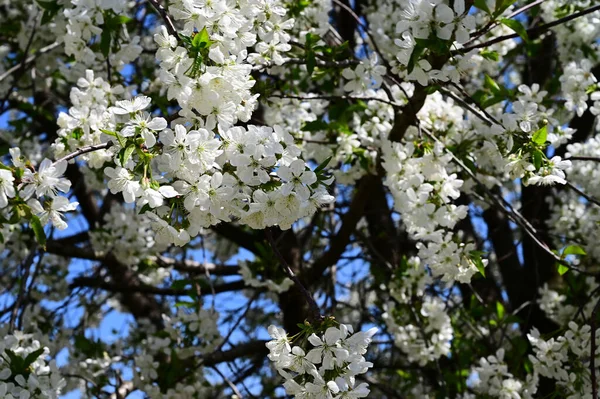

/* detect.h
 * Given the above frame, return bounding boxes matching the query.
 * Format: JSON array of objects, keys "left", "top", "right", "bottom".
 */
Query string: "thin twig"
[
  {"left": 565, "top": 181, "right": 600, "bottom": 208},
  {"left": 216, "top": 292, "right": 259, "bottom": 353},
  {"left": 0, "top": 10, "right": 40, "bottom": 107},
  {"left": 9, "top": 247, "right": 38, "bottom": 333},
  {"left": 465, "top": 0, "right": 547, "bottom": 45},
  {"left": 54, "top": 142, "right": 113, "bottom": 165},
  {"left": 330, "top": 0, "right": 395, "bottom": 76},
  {"left": 269, "top": 93, "right": 400, "bottom": 107},
  {"left": 211, "top": 366, "right": 244, "bottom": 398},
  {"left": 147, "top": 0, "right": 180, "bottom": 40},
  {"left": 591, "top": 296, "right": 600, "bottom": 399},
  {"left": 265, "top": 228, "right": 322, "bottom": 323},
  {"left": 566, "top": 156, "right": 600, "bottom": 162},
  {"left": 0, "top": 42, "right": 60, "bottom": 84},
  {"left": 420, "top": 127, "right": 588, "bottom": 275},
  {"left": 459, "top": 4, "right": 600, "bottom": 53},
  {"left": 253, "top": 58, "right": 358, "bottom": 71}
]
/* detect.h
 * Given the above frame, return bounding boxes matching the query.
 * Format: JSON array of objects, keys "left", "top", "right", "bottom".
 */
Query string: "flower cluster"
[
  {"left": 388, "top": 296, "right": 453, "bottom": 366},
  {"left": 90, "top": 204, "right": 167, "bottom": 267},
  {"left": 537, "top": 277, "right": 599, "bottom": 328},
  {"left": 61, "top": 0, "right": 142, "bottom": 66},
  {"left": 52, "top": 82, "right": 335, "bottom": 243},
  {"left": 155, "top": 0, "right": 295, "bottom": 131},
  {"left": 0, "top": 331, "right": 66, "bottom": 399},
  {"left": 266, "top": 324, "right": 377, "bottom": 398},
  {"left": 133, "top": 308, "right": 222, "bottom": 397},
  {"left": 239, "top": 261, "right": 293, "bottom": 293},
  {"left": 391, "top": 0, "right": 475, "bottom": 84},
  {"left": 53, "top": 69, "right": 124, "bottom": 165},
  {"left": 566, "top": 134, "right": 600, "bottom": 199},
  {"left": 540, "top": 0, "right": 600, "bottom": 63},
  {"left": 559, "top": 59, "right": 598, "bottom": 117},
  {"left": 341, "top": 55, "right": 386, "bottom": 95},
  {"left": 471, "top": 348, "right": 536, "bottom": 399},
  {"left": 383, "top": 260, "right": 453, "bottom": 366},
  {"left": 0, "top": 147, "right": 77, "bottom": 234},
  {"left": 528, "top": 322, "right": 600, "bottom": 398},
  {"left": 382, "top": 140, "right": 482, "bottom": 283}
]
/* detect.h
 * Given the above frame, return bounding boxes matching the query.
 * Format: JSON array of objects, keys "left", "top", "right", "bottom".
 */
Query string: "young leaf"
[
  {"left": 100, "top": 28, "right": 112, "bottom": 58},
  {"left": 532, "top": 150, "right": 543, "bottom": 171},
  {"left": 469, "top": 251, "right": 486, "bottom": 277},
  {"left": 314, "top": 156, "right": 333, "bottom": 174},
  {"left": 500, "top": 18, "right": 529, "bottom": 43},
  {"left": 557, "top": 263, "right": 569, "bottom": 276},
  {"left": 484, "top": 74, "right": 501, "bottom": 94},
  {"left": 563, "top": 245, "right": 586, "bottom": 256},
  {"left": 30, "top": 215, "right": 46, "bottom": 249},
  {"left": 120, "top": 144, "right": 136, "bottom": 166},
  {"left": 192, "top": 27, "right": 211, "bottom": 49},
  {"left": 306, "top": 51, "right": 316, "bottom": 75},
  {"left": 23, "top": 348, "right": 45, "bottom": 369},
  {"left": 532, "top": 125, "right": 547, "bottom": 145},
  {"left": 473, "top": 0, "right": 492, "bottom": 15},
  {"left": 480, "top": 50, "right": 500, "bottom": 62},
  {"left": 100, "top": 129, "right": 118, "bottom": 138},
  {"left": 496, "top": 301, "right": 505, "bottom": 319},
  {"left": 495, "top": 0, "right": 518, "bottom": 18}
]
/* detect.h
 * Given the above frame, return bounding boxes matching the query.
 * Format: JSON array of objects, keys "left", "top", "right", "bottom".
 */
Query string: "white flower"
[
  {"left": 111, "top": 96, "right": 151, "bottom": 115},
  {"left": 154, "top": 26, "right": 177, "bottom": 48},
  {"left": 306, "top": 327, "right": 349, "bottom": 369},
  {"left": 9, "top": 148, "right": 26, "bottom": 168},
  {"left": 146, "top": 212, "right": 190, "bottom": 246},
  {"left": 305, "top": 370, "right": 340, "bottom": 398},
  {"left": 121, "top": 114, "right": 168, "bottom": 148},
  {"left": 0, "top": 169, "right": 15, "bottom": 208},
  {"left": 20, "top": 159, "right": 71, "bottom": 200},
  {"left": 104, "top": 166, "right": 142, "bottom": 203},
  {"left": 266, "top": 325, "right": 291, "bottom": 361},
  {"left": 28, "top": 196, "right": 78, "bottom": 230},
  {"left": 278, "top": 159, "right": 317, "bottom": 200}
]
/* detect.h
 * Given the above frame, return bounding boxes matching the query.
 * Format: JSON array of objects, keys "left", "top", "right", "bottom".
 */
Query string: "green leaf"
[
  {"left": 495, "top": 0, "right": 518, "bottom": 18},
  {"left": 5, "top": 349, "right": 25, "bottom": 373},
  {"left": 500, "top": 18, "right": 529, "bottom": 43},
  {"left": 480, "top": 94, "right": 504, "bottom": 109},
  {"left": 30, "top": 215, "right": 46, "bottom": 249},
  {"left": 484, "top": 74, "right": 501, "bottom": 94},
  {"left": 306, "top": 51, "right": 316, "bottom": 75},
  {"left": 480, "top": 50, "right": 500, "bottom": 61},
  {"left": 100, "top": 28, "right": 111, "bottom": 58},
  {"left": 23, "top": 348, "right": 45, "bottom": 369},
  {"left": 138, "top": 204, "right": 152, "bottom": 215},
  {"left": 496, "top": 301, "right": 505, "bottom": 319},
  {"left": 314, "top": 156, "right": 333, "bottom": 174},
  {"left": 108, "top": 15, "right": 133, "bottom": 27},
  {"left": 557, "top": 263, "right": 569, "bottom": 276},
  {"left": 469, "top": 251, "right": 486, "bottom": 277},
  {"left": 301, "top": 120, "right": 328, "bottom": 132},
  {"left": 473, "top": 0, "right": 492, "bottom": 15},
  {"left": 36, "top": 0, "right": 61, "bottom": 24},
  {"left": 119, "top": 144, "right": 136, "bottom": 166},
  {"left": 532, "top": 150, "right": 543, "bottom": 171},
  {"left": 100, "top": 129, "right": 118, "bottom": 138},
  {"left": 563, "top": 245, "right": 587, "bottom": 256},
  {"left": 532, "top": 125, "right": 548, "bottom": 145},
  {"left": 171, "top": 279, "right": 191, "bottom": 290},
  {"left": 192, "top": 27, "right": 211, "bottom": 49},
  {"left": 35, "top": 0, "right": 58, "bottom": 11}
]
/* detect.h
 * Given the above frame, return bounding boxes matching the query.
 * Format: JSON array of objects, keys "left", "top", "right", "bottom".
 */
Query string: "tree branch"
[
  {"left": 459, "top": 4, "right": 600, "bottom": 53},
  {"left": 147, "top": 0, "right": 180, "bottom": 40}
]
